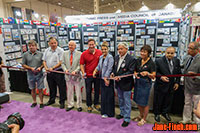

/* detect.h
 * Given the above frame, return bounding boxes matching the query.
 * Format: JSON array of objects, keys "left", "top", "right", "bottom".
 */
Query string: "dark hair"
[
  {"left": 28, "top": 40, "right": 37, "bottom": 46},
  {"left": 101, "top": 41, "right": 109, "bottom": 48},
  {"left": 49, "top": 37, "right": 58, "bottom": 42},
  {"left": 88, "top": 38, "right": 95, "bottom": 44},
  {"left": 140, "top": 45, "right": 152, "bottom": 56}
]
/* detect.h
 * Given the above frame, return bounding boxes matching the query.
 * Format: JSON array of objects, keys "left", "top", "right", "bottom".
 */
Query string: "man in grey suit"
[
  {"left": 61, "top": 41, "right": 82, "bottom": 112},
  {"left": 181, "top": 41, "right": 200, "bottom": 126}
]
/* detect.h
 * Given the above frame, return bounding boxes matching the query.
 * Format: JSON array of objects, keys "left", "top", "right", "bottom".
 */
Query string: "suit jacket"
[
  {"left": 183, "top": 53, "right": 200, "bottom": 95},
  {"left": 154, "top": 56, "right": 181, "bottom": 93},
  {"left": 61, "top": 50, "right": 82, "bottom": 82},
  {"left": 96, "top": 54, "right": 114, "bottom": 78},
  {"left": 113, "top": 53, "right": 136, "bottom": 91}
]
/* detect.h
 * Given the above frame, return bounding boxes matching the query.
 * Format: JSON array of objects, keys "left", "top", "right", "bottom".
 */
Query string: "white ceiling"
[{"left": 37, "top": 0, "right": 200, "bottom": 14}]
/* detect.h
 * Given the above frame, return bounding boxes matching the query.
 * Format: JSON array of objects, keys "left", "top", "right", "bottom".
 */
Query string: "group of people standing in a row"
[{"left": 0, "top": 37, "right": 200, "bottom": 127}]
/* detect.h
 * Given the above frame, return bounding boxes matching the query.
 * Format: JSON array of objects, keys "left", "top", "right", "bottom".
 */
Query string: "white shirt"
[
  {"left": 117, "top": 53, "right": 127, "bottom": 72},
  {"left": 42, "top": 46, "right": 64, "bottom": 69}
]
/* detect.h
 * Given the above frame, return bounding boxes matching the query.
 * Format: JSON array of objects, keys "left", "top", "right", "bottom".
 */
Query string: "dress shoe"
[
  {"left": 66, "top": 106, "right": 74, "bottom": 111},
  {"left": 116, "top": 114, "right": 123, "bottom": 120},
  {"left": 60, "top": 103, "right": 65, "bottom": 109},
  {"left": 154, "top": 115, "right": 160, "bottom": 122},
  {"left": 39, "top": 104, "right": 44, "bottom": 109},
  {"left": 94, "top": 105, "right": 101, "bottom": 112},
  {"left": 45, "top": 101, "right": 55, "bottom": 106},
  {"left": 87, "top": 106, "right": 93, "bottom": 113},
  {"left": 30, "top": 103, "right": 37, "bottom": 108},
  {"left": 77, "top": 107, "right": 82, "bottom": 112},
  {"left": 121, "top": 121, "right": 129, "bottom": 127},
  {"left": 162, "top": 113, "right": 171, "bottom": 121}
]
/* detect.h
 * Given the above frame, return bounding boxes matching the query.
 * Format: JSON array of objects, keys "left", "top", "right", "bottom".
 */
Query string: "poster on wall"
[
  {"left": 135, "top": 23, "right": 157, "bottom": 57},
  {"left": 68, "top": 24, "right": 83, "bottom": 51},
  {"left": 156, "top": 22, "right": 179, "bottom": 57}
]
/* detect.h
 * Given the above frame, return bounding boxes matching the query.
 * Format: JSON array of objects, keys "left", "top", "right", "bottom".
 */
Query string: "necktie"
[
  {"left": 70, "top": 52, "right": 73, "bottom": 66},
  {"left": 168, "top": 59, "right": 173, "bottom": 73},
  {"left": 186, "top": 57, "right": 193, "bottom": 70}
]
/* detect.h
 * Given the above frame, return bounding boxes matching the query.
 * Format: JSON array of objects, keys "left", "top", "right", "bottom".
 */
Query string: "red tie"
[{"left": 70, "top": 52, "right": 73, "bottom": 66}]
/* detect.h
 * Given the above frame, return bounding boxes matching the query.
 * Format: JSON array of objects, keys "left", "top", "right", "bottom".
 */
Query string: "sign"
[
  {"left": 190, "top": 16, "right": 200, "bottom": 26},
  {"left": 65, "top": 9, "right": 182, "bottom": 23}
]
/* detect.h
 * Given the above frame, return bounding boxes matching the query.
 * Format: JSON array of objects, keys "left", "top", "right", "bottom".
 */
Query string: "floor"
[{"left": 8, "top": 91, "right": 183, "bottom": 125}]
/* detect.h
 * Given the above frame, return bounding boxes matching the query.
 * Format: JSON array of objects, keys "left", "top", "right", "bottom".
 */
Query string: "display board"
[
  {"left": 37, "top": 25, "right": 47, "bottom": 52},
  {"left": 19, "top": 24, "right": 38, "bottom": 53},
  {"left": 99, "top": 22, "right": 116, "bottom": 56},
  {"left": 68, "top": 24, "right": 83, "bottom": 51},
  {"left": 2, "top": 24, "right": 21, "bottom": 66},
  {"left": 82, "top": 24, "right": 99, "bottom": 51},
  {"left": 45, "top": 25, "right": 57, "bottom": 43},
  {"left": 135, "top": 23, "right": 157, "bottom": 57},
  {"left": 156, "top": 22, "right": 179, "bottom": 57},
  {"left": 117, "top": 21, "right": 135, "bottom": 56},
  {"left": 57, "top": 26, "right": 68, "bottom": 51},
  {"left": 178, "top": 17, "right": 190, "bottom": 63}
]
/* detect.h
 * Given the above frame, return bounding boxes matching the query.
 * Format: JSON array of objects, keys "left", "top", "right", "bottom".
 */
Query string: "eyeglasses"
[{"left": 188, "top": 47, "right": 196, "bottom": 50}]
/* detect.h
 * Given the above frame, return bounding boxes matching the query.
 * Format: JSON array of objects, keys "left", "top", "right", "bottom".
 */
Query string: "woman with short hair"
[{"left": 133, "top": 45, "right": 156, "bottom": 126}]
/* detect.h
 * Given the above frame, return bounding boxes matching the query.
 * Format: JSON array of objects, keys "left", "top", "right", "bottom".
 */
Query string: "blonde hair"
[{"left": 101, "top": 41, "right": 109, "bottom": 48}]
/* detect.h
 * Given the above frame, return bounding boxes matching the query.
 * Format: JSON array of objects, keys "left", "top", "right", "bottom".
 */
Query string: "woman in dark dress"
[{"left": 133, "top": 45, "right": 156, "bottom": 126}]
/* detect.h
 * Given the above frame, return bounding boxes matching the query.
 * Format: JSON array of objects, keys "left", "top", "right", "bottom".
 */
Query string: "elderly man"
[
  {"left": 154, "top": 46, "right": 181, "bottom": 122},
  {"left": 22, "top": 40, "right": 44, "bottom": 109},
  {"left": 181, "top": 41, "right": 200, "bottom": 125},
  {"left": 80, "top": 39, "right": 102, "bottom": 113},
  {"left": 43, "top": 37, "right": 66, "bottom": 109},
  {"left": 111, "top": 42, "right": 136, "bottom": 127},
  {"left": 61, "top": 41, "right": 82, "bottom": 112}
]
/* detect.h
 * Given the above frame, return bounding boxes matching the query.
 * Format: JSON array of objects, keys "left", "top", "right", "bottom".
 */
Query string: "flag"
[
  {"left": 3, "top": 18, "right": 9, "bottom": 24},
  {"left": 14, "top": 19, "right": 20, "bottom": 24},
  {"left": 0, "top": 18, "right": 3, "bottom": 25},
  {"left": 32, "top": 20, "right": 40, "bottom": 25},
  {"left": 8, "top": 17, "right": 15, "bottom": 24}
]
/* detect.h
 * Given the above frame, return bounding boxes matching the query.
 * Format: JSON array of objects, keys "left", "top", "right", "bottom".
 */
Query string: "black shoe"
[
  {"left": 116, "top": 114, "right": 123, "bottom": 120},
  {"left": 121, "top": 121, "right": 129, "bottom": 127},
  {"left": 77, "top": 107, "right": 82, "bottom": 112},
  {"left": 60, "top": 103, "right": 65, "bottom": 109},
  {"left": 40, "top": 104, "right": 44, "bottom": 109},
  {"left": 154, "top": 115, "right": 160, "bottom": 122},
  {"left": 45, "top": 101, "right": 55, "bottom": 106},
  {"left": 30, "top": 103, "right": 37, "bottom": 108},
  {"left": 66, "top": 106, "right": 74, "bottom": 111},
  {"left": 162, "top": 113, "right": 171, "bottom": 121}
]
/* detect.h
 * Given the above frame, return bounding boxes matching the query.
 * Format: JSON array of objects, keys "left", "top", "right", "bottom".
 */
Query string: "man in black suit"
[
  {"left": 111, "top": 42, "right": 136, "bottom": 127},
  {"left": 153, "top": 46, "right": 181, "bottom": 122}
]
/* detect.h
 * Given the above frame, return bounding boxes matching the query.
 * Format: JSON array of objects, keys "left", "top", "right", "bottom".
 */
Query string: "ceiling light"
[
  {"left": 15, "top": 11, "right": 21, "bottom": 16},
  {"left": 108, "top": 3, "right": 111, "bottom": 5},
  {"left": 58, "top": 2, "right": 61, "bottom": 6},
  {"left": 115, "top": 9, "right": 121, "bottom": 13},
  {"left": 71, "top": 6, "right": 74, "bottom": 9},
  {"left": 81, "top": 9, "right": 84, "bottom": 11},
  {"left": 114, "top": 6, "right": 116, "bottom": 8},
  {"left": 193, "top": 2, "right": 200, "bottom": 12},
  {"left": 14, "top": 0, "right": 25, "bottom": 1},
  {"left": 34, "top": 13, "right": 39, "bottom": 18},
  {"left": 139, "top": 5, "right": 149, "bottom": 11},
  {"left": 165, "top": 2, "right": 176, "bottom": 10}
]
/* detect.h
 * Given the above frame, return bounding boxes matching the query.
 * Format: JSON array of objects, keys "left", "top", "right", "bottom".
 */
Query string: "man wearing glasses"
[{"left": 181, "top": 42, "right": 200, "bottom": 126}]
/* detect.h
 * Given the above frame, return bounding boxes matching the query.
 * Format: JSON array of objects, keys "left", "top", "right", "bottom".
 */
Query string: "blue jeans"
[{"left": 117, "top": 87, "right": 132, "bottom": 122}]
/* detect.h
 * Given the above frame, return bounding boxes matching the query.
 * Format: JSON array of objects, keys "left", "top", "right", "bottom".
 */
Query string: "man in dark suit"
[
  {"left": 111, "top": 42, "right": 136, "bottom": 127},
  {"left": 153, "top": 46, "right": 181, "bottom": 122}
]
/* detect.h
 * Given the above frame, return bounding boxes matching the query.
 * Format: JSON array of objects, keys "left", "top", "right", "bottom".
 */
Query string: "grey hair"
[
  {"left": 68, "top": 40, "right": 76, "bottom": 45},
  {"left": 117, "top": 42, "right": 128, "bottom": 49}
]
